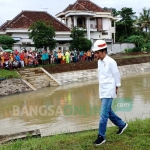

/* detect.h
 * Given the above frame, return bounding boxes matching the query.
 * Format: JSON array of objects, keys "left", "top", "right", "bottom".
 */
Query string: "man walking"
[{"left": 92, "top": 40, "right": 128, "bottom": 146}]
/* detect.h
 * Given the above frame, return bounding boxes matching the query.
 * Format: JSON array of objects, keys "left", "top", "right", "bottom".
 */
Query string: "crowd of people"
[{"left": 0, "top": 49, "right": 96, "bottom": 70}]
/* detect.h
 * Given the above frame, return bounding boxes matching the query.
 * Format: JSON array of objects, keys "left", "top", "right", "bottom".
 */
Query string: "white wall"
[{"left": 90, "top": 32, "right": 101, "bottom": 40}]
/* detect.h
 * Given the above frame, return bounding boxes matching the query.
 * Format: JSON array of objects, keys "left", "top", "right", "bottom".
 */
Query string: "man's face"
[{"left": 95, "top": 50, "right": 106, "bottom": 60}]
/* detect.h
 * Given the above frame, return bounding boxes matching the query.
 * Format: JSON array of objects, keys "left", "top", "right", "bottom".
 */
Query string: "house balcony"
[
  {"left": 71, "top": 24, "right": 97, "bottom": 31},
  {"left": 90, "top": 24, "right": 98, "bottom": 31}
]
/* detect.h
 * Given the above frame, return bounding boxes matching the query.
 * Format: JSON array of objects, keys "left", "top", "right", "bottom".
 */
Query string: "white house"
[
  {"left": 56, "top": 0, "right": 118, "bottom": 43},
  {"left": 0, "top": 11, "right": 71, "bottom": 52}
]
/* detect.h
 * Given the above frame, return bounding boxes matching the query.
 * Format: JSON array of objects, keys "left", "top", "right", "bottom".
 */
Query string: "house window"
[
  {"left": 77, "top": 18, "right": 85, "bottom": 28},
  {"left": 102, "top": 32, "right": 108, "bottom": 35},
  {"left": 90, "top": 18, "right": 95, "bottom": 21},
  {"left": 111, "top": 21, "right": 114, "bottom": 27}
]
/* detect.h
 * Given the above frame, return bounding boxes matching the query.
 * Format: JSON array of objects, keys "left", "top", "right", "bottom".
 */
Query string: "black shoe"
[
  {"left": 94, "top": 135, "right": 106, "bottom": 146},
  {"left": 116, "top": 123, "right": 128, "bottom": 135}
]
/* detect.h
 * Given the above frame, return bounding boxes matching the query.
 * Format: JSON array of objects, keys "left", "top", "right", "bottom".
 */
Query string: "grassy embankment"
[
  {"left": 0, "top": 118, "right": 150, "bottom": 150},
  {"left": 0, "top": 69, "right": 20, "bottom": 79}
]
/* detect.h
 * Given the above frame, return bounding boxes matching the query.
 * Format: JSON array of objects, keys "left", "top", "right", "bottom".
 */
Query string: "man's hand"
[{"left": 116, "top": 87, "right": 118, "bottom": 95}]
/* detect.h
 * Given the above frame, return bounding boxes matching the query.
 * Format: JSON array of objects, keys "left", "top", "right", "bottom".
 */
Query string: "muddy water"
[{"left": 0, "top": 73, "right": 150, "bottom": 136}]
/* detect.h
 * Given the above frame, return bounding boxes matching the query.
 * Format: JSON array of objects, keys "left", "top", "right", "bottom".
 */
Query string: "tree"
[
  {"left": 69, "top": 27, "right": 92, "bottom": 51},
  {"left": 139, "top": 7, "right": 150, "bottom": 33},
  {"left": 111, "top": 8, "right": 119, "bottom": 17},
  {"left": 116, "top": 7, "right": 136, "bottom": 42},
  {"left": 0, "top": 35, "right": 15, "bottom": 49},
  {"left": 103, "top": 7, "right": 118, "bottom": 17},
  {"left": 78, "top": 37, "right": 92, "bottom": 51},
  {"left": 28, "top": 20, "right": 57, "bottom": 50}
]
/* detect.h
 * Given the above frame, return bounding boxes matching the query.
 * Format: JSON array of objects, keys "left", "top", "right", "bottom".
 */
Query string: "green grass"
[
  {"left": 0, "top": 118, "right": 150, "bottom": 150},
  {"left": 0, "top": 69, "right": 20, "bottom": 79}
]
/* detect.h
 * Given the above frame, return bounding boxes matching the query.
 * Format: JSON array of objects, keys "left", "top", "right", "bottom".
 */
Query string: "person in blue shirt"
[
  {"left": 54, "top": 51, "right": 58, "bottom": 64},
  {"left": 15, "top": 54, "right": 20, "bottom": 62},
  {"left": 41, "top": 51, "right": 46, "bottom": 65},
  {"left": 15, "top": 54, "right": 21, "bottom": 67},
  {"left": 45, "top": 50, "right": 49, "bottom": 64}
]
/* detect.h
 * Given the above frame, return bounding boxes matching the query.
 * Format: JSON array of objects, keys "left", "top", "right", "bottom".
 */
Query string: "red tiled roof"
[
  {"left": 0, "top": 20, "right": 11, "bottom": 31},
  {"left": 0, "top": 11, "right": 70, "bottom": 31},
  {"left": 61, "top": 0, "right": 106, "bottom": 12}
]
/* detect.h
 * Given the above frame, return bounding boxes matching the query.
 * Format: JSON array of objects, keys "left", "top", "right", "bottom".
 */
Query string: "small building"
[
  {"left": 0, "top": 10, "right": 71, "bottom": 52},
  {"left": 56, "top": 0, "right": 118, "bottom": 43}
]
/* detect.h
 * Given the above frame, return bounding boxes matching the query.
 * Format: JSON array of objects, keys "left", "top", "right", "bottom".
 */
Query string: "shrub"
[
  {"left": 125, "top": 35, "right": 145, "bottom": 47},
  {"left": 124, "top": 48, "right": 133, "bottom": 53},
  {"left": 131, "top": 47, "right": 141, "bottom": 52},
  {"left": 124, "top": 47, "right": 141, "bottom": 53},
  {"left": 141, "top": 47, "right": 147, "bottom": 52},
  {"left": 141, "top": 43, "right": 150, "bottom": 52}
]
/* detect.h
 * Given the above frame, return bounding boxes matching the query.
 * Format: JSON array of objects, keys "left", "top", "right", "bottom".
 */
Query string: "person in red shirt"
[{"left": 20, "top": 52, "right": 25, "bottom": 67}]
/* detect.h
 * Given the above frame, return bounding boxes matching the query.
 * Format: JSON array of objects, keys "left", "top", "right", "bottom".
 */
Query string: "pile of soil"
[
  {"left": 43, "top": 54, "right": 150, "bottom": 74},
  {"left": 116, "top": 56, "right": 150, "bottom": 66},
  {"left": 44, "top": 61, "right": 98, "bottom": 74}
]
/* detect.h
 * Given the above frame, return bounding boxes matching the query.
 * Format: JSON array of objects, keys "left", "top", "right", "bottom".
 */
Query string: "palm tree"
[{"left": 139, "top": 8, "right": 150, "bottom": 33}]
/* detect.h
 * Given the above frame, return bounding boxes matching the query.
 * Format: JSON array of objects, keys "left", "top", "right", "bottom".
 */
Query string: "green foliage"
[
  {"left": 116, "top": 7, "right": 136, "bottom": 42},
  {"left": 132, "top": 8, "right": 150, "bottom": 37},
  {"left": 141, "top": 42, "right": 150, "bottom": 51},
  {"left": 139, "top": 8, "right": 150, "bottom": 33},
  {"left": 111, "top": 8, "right": 119, "bottom": 17},
  {"left": 131, "top": 47, "right": 141, "bottom": 52},
  {"left": 0, "top": 69, "right": 20, "bottom": 78},
  {"left": 125, "top": 35, "right": 145, "bottom": 47},
  {"left": 0, "top": 35, "right": 15, "bottom": 49},
  {"left": 70, "top": 27, "right": 92, "bottom": 51},
  {"left": 28, "top": 20, "right": 57, "bottom": 50},
  {"left": 78, "top": 37, "right": 92, "bottom": 51},
  {"left": 2, "top": 45, "right": 8, "bottom": 50},
  {"left": 141, "top": 47, "right": 147, "bottom": 52},
  {"left": 124, "top": 48, "right": 133, "bottom": 53},
  {"left": 124, "top": 47, "right": 142, "bottom": 53},
  {"left": 70, "top": 26, "right": 85, "bottom": 39}
]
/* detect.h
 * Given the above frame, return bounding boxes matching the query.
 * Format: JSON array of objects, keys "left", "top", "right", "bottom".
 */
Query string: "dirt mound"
[{"left": 43, "top": 56, "right": 150, "bottom": 74}]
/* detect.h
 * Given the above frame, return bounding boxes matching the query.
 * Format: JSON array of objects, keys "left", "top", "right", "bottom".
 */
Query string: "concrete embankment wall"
[
  {"left": 52, "top": 62, "right": 150, "bottom": 85},
  {"left": 0, "top": 79, "right": 32, "bottom": 96}
]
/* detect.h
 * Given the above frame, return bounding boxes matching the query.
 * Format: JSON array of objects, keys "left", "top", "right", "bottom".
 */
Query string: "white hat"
[{"left": 92, "top": 40, "right": 107, "bottom": 52}]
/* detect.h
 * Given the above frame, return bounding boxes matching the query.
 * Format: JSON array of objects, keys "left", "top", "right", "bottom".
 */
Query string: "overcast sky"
[{"left": 0, "top": 0, "right": 149, "bottom": 26}]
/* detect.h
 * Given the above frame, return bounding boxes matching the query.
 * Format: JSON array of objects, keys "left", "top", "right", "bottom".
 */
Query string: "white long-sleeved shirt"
[{"left": 98, "top": 55, "right": 121, "bottom": 98}]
